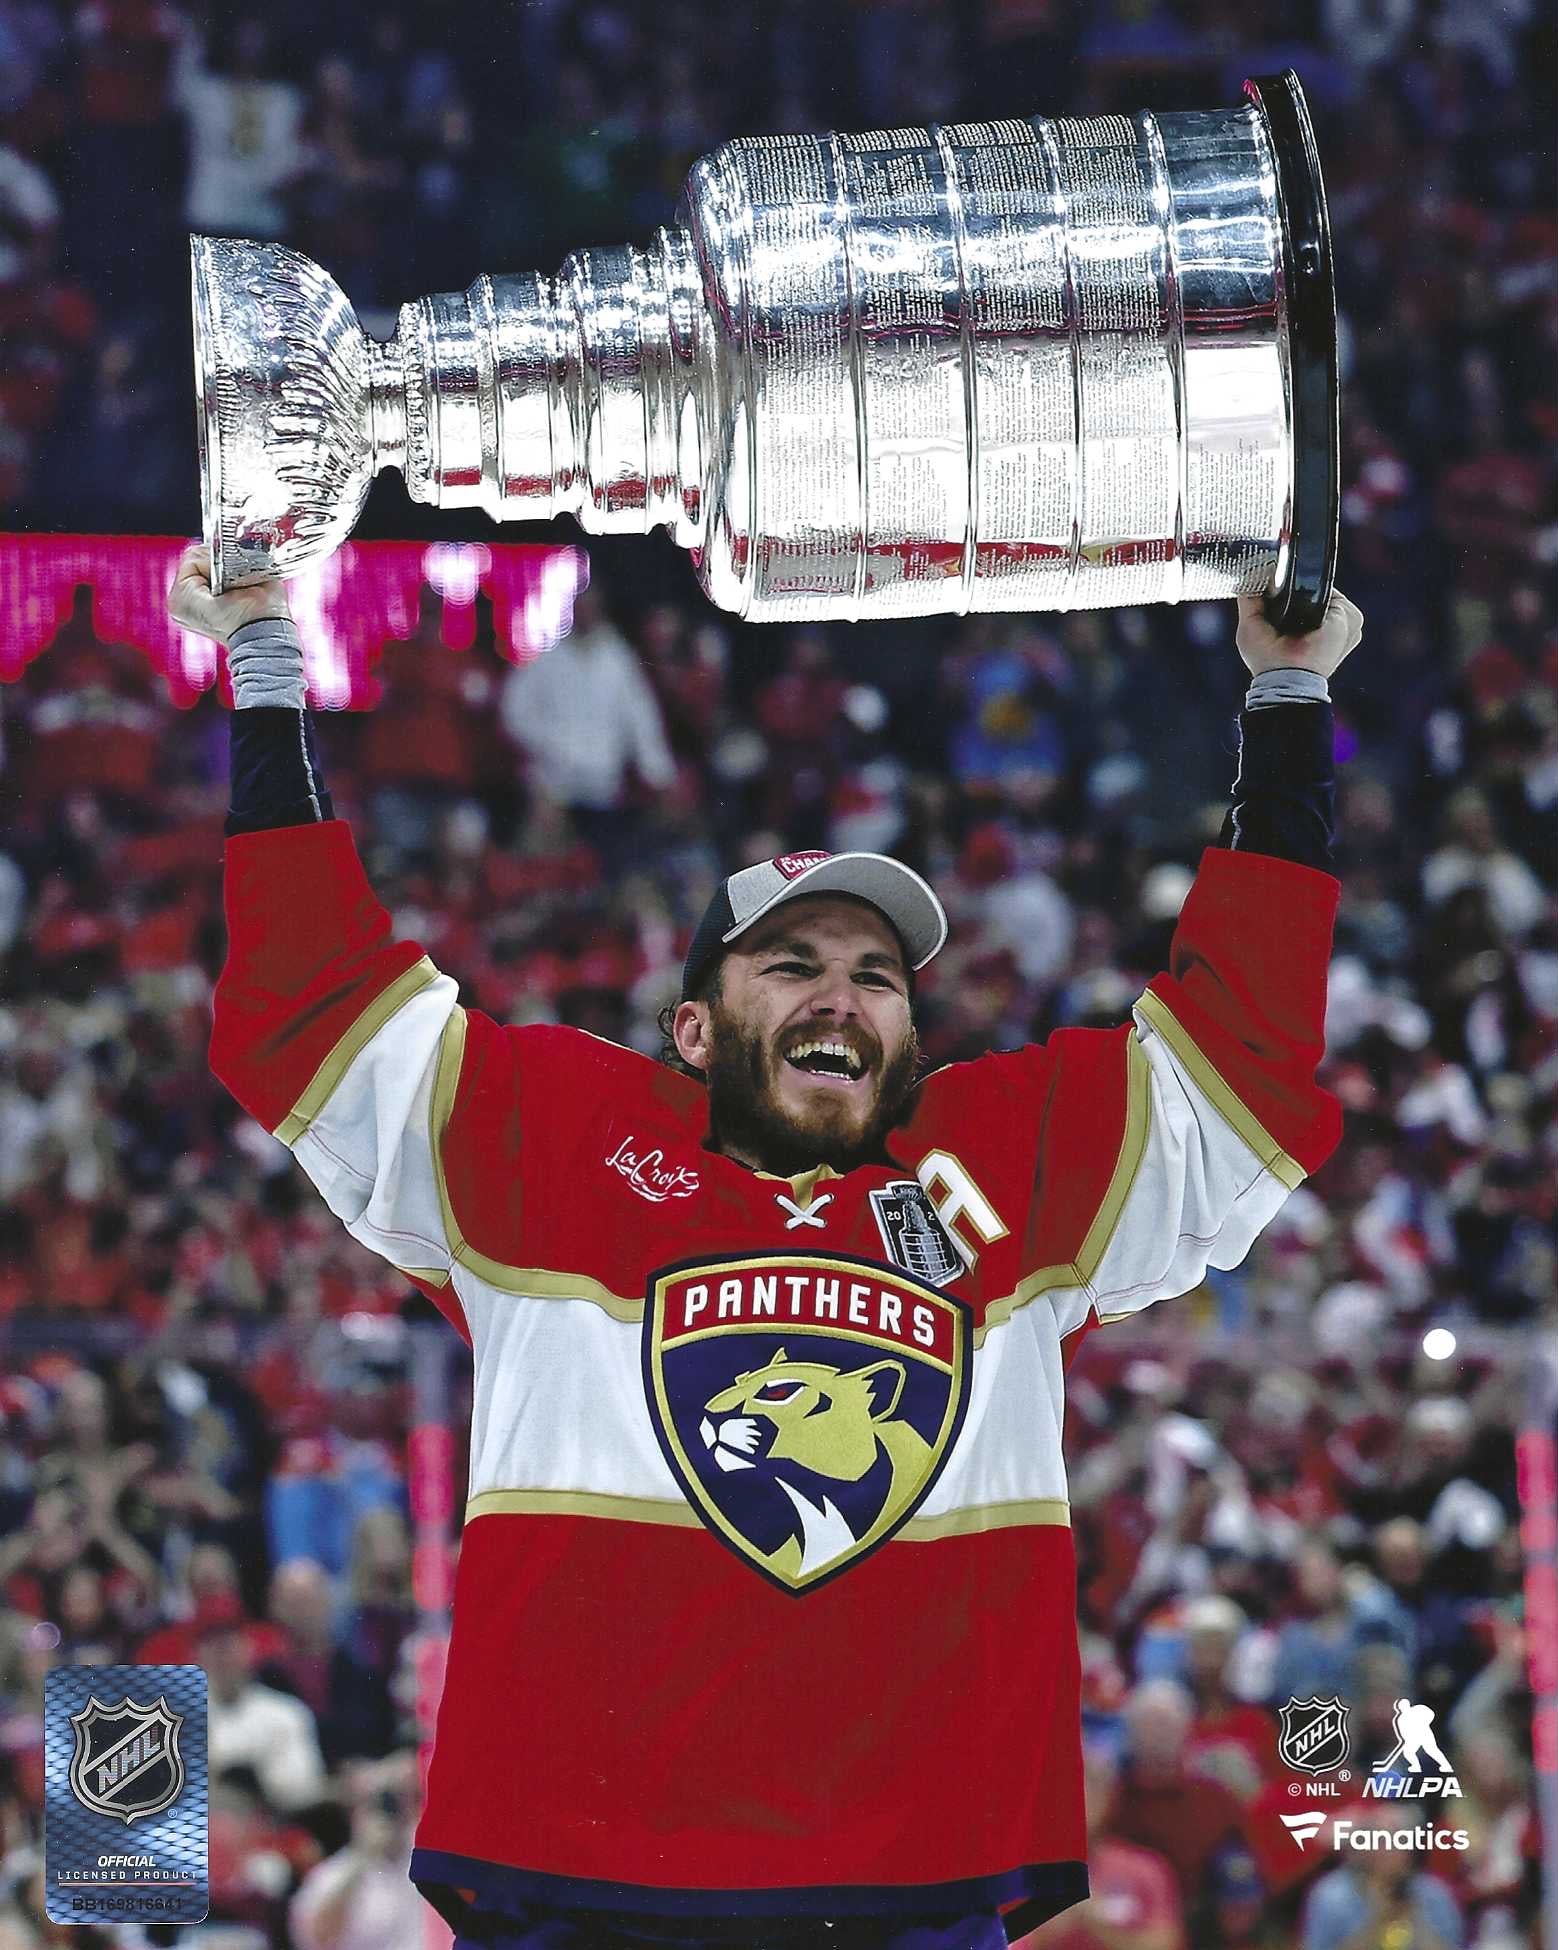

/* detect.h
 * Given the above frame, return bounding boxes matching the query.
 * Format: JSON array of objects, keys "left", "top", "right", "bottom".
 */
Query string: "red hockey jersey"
[{"left": 211, "top": 820, "right": 1340, "bottom": 1938}]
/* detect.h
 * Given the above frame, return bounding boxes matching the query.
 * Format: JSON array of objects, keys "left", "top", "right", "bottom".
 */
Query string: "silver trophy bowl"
[{"left": 193, "top": 70, "right": 1337, "bottom": 631}]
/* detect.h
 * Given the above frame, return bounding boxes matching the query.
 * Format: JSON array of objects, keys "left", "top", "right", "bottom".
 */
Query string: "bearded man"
[{"left": 171, "top": 545, "right": 1360, "bottom": 1950}]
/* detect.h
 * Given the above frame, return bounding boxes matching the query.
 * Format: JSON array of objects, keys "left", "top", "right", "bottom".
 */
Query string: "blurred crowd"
[{"left": 1, "top": 0, "right": 1555, "bottom": 1945}]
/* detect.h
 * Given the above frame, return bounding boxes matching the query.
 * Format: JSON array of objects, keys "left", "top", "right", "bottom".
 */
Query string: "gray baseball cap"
[{"left": 681, "top": 848, "right": 948, "bottom": 999}]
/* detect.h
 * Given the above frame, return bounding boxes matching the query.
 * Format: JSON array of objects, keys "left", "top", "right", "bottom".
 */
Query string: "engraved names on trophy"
[
  {"left": 839, "top": 130, "right": 966, "bottom": 612},
  {"left": 732, "top": 137, "right": 856, "bottom": 610},
  {"left": 945, "top": 121, "right": 1072, "bottom": 609}
]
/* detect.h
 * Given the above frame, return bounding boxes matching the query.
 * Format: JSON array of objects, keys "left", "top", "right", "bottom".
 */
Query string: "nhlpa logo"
[
  {"left": 644, "top": 1253, "right": 971, "bottom": 1594},
  {"left": 870, "top": 1180, "right": 964, "bottom": 1287},
  {"left": 1279, "top": 1696, "right": 1352, "bottom": 1776},
  {"left": 1364, "top": 1699, "right": 1462, "bottom": 1799},
  {"left": 68, "top": 1694, "right": 186, "bottom": 1824}
]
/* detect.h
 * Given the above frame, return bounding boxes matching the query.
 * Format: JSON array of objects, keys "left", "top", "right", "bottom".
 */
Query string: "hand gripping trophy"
[{"left": 191, "top": 69, "right": 1336, "bottom": 631}]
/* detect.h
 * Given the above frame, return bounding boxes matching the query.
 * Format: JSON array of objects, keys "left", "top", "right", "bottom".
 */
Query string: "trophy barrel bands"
[{"left": 395, "top": 237, "right": 702, "bottom": 538}]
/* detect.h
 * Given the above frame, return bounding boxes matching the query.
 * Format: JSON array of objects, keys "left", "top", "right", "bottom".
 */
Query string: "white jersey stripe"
[
  {"left": 1048, "top": 996, "right": 1303, "bottom": 1338},
  {"left": 286, "top": 975, "right": 465, "bottom": 1324}
]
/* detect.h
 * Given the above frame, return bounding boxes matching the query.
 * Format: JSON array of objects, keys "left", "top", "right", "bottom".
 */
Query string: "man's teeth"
[{"left": 787, "top": 1039, "right": 865, "bottom": 1077}]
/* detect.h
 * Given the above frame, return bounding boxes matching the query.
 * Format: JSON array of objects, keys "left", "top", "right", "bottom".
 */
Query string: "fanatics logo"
[
  {"left": 772, "top": 851, "right": 831, "bottom": 881},
  {"left": 1280, "top": 1811, "right": 1329, "bottom": 1851},
  {"left": 606, "top": 1137, "right": 702, "bottom": 1204},
  {"left": 643, "top": 1253, "right": 971, "bottom": 1595}
]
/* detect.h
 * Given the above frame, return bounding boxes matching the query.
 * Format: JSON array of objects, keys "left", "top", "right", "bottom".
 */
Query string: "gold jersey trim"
[
  {"left": 898, "top": 1497, "right": 1070, "bottom": 1538},
  {"left": 972, "top": 1029, "right": 1154, "bottom": 1343},
  {"left": 464, "top": 1487, "right": 1069, "bottom": 1536},
  {"left": 274, "top": 955, "right": 443, "bottom": 1146},
  {"left": 427, "top": 1008, "right": 646, "bottom": 1318},
  {"left": 1133, "top": 987, "right": 1305, "bottom": 1192},
  {"left": 466, "top": 1488, "right": 704, "bottom": 1528}
]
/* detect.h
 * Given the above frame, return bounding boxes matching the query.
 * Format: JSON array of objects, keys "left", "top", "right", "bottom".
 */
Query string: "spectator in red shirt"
[
  {"left": 1181, "top": 1596, "right": 1280, "bottom": 1804},
  {"left": 1433, "top": 419, "right": 1553, "bottom": 618},
  {"left": 206, "top": 1761, "right": 319, "bottom": 1930},
  {"left": 136, "top": 1582, "right": 284, "bottom": 1672},
  {"left": 1453, "top": 1726, "right": 1539, "bottom": 1923},
  {"left": 640, "top": 602, "right": 727, "bottom": 763},
  {"left": 1112, "top": 1680, "right": 1254, "bottom": 1932},
  {"left": 74, "top": 0, "right": 184, "bottom": 129},
  {"left": 1019, "top": 1742, "right": 1184, "bottom": 1950},
  {"left": 753, "top": 628, "right": 849, "bottom": 836},
  {"left": 354, "top": 588, "right": 490, "bottom": 867}
]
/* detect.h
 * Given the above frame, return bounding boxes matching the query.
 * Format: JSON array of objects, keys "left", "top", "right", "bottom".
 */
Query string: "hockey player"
[{"left": 170, "top": 545, "right": 1361, "bottom": 1949}]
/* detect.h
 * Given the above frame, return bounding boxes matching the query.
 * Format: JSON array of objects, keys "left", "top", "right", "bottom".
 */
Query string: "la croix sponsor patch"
[{"left": 605, "top": 1134, "right": 703, "bottom": 1203}]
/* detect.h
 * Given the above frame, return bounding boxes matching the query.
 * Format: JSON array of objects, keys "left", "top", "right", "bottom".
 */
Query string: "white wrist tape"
[{"left": 228, "top": 618, "right": 306, "bottom": 710}]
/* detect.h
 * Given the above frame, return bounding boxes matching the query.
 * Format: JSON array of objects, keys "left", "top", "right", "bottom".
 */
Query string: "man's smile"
[{"left": 781, "top": 1035, "right": 872, "bottom": 1091}]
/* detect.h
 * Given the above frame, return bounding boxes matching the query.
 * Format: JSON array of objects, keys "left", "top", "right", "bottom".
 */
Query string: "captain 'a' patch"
[{"left": 643, "top": 1254, "right": 972, "bottom": 1594}]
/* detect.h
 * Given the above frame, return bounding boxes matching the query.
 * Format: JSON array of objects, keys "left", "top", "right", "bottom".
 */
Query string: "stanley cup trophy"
[{"left": 192, "top": 70, "right": 1337, "bottom": 631}]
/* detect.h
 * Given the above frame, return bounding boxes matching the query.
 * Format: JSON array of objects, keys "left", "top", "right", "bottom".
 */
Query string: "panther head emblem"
[{"left": 699, "top": 1348, "right": 932, "bottom": 1578}]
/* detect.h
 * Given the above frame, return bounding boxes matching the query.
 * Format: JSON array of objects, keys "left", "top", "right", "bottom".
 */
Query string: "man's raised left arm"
[{"left": 1042, "top": 589, "right": 1362, "bottom": 1337}]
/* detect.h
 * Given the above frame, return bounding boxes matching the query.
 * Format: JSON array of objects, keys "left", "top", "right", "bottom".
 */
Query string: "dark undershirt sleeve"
[
  {"left": 1218, "top": 700, "right": 1336, "bottom": 873},
  {"left": 223, "top": 687, "right": 1334, "bottom": 872},
  {"left": 225, "top": 707, "right": 335, "bottom": 836}
]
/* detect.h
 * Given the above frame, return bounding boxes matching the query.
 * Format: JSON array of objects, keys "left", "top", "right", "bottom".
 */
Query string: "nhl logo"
[
  {"left": 644, "top": 1252, "right": 971, "bottom": 1595},
  {"left": 68, "top": 1693, "right": 186, "bottom": 1824},
  {"left": 869, "top": 1180, "right": 964, "bottom": 1287},
  {"left": 1278, "top": 1696, "right": 1351, "bottom": 1776}
]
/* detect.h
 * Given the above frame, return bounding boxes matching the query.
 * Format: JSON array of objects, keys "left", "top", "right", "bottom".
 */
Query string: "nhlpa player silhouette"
[{"left": 1376, "top": 1698, "right": 1453, "bottom": 1773}]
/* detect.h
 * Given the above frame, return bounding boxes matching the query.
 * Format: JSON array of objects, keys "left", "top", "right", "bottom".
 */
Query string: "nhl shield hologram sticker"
[
  {"left": 644, "top": 1252, "right": 972, "bottom": 1594},
  {"left": 45, "top": 1665, "right": 209, "bottom": 1924}
]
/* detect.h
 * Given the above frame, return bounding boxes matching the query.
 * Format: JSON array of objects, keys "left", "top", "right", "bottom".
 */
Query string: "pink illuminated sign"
[{"left": 0, "top": 534, "right": 586, "bottom": 710}]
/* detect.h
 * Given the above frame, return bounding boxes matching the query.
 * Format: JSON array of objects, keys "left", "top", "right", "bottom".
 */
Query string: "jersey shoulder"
[
  {"left": 458, "top": 1018, "right": 707, "bottom": 1146},
  {"left": 896, "top": 1043, "right": 1055, "bottom": 1154},
  {"left": 442, "top": 1020, "right": 708, "bottom": 1263}
]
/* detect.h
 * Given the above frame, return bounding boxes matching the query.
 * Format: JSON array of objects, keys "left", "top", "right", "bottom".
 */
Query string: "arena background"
[{"left": 0, "top": 1, "right": 1554, "bottom": 1945}]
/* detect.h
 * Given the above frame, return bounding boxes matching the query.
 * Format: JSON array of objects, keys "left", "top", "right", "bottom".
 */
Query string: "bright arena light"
[{"left": 1422, "top": 1328, "right": 1457, "bottom": 1362}]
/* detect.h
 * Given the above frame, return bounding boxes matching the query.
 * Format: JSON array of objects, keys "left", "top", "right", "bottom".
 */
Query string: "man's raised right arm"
[{"left": 171, "top": 546, "right": 469, "bottom": 1330}]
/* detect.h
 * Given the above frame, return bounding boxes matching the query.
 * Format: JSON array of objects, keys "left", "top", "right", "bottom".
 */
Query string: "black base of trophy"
[{"left": 1246, "top": 69, "right": 1340, "bottom": 640}]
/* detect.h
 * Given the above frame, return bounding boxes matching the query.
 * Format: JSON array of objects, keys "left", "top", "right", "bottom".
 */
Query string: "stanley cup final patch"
[
  {"left": 869, "top": 1179, "right": 966, "bottom": 1286},
  {"left": 644, "top": 1253, "right": 972, "bottom": 1595},
  {"left": 45, "top": 1665, "right": 208, "bottom": 1924}
]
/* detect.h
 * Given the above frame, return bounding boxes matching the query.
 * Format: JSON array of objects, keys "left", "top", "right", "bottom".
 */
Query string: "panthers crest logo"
[{"left": 644, "top": 1254, "right": 971, "bottom": 1594}]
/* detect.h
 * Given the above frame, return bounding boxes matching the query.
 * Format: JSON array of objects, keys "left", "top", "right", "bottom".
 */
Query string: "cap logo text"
[{"left": 772, "top": 851, "right": 831, "bottom": 881}]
